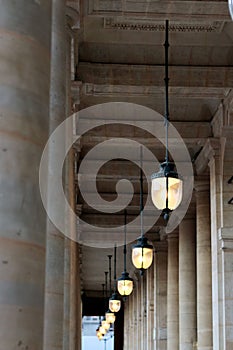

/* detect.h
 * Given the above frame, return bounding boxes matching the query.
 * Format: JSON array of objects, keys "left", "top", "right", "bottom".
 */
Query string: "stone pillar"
[
  {"left": 133, "top": 287, "right": 138, "bottom": 350},
  {"left": 0, "top": 1, "right": 51, "bottom": 348},
  {"left": 179, "top": 219, "right": 197, "bottom": 350},
  {"left": 208, "top": 140, "right": 223, "bottom": 350},
  {"left": 43, "top": 1, "right": 66, "bottom": 349},
  {"left": 195, "top": 182, "right": 213, "bottom": 350},
  {"left": 63, "top": 8, "right": 80, "bottom": 350},
  {"left": 146, "top": 261, "right": 155, "bottom": 350},
  {"left": 155, "top": 242, "right": 168, "bottom": 350},
  {"left": 167, "top": 233, "right": 179, "bottom": 350},
  {"left": 219, "top": 228, "right": 233, "bottom": 350},
  {"left": 137, "top": 282, "right": 142, "bottom": 350},
  {"left": 218, "top": 126, "right": 233, "bottom": 349},
  {"left": 141, "top": 274, "right": 147, "bottom": 350}
]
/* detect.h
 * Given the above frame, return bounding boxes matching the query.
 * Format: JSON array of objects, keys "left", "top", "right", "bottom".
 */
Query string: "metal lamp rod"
[
  {"left": 113, "top": 244, "right": 117, "bottom": 292},
  {"left": 104, "top": 271, "right": 108, "bottom": 298},
  {"left": 140, "top": 146, "right": 144, "bottom": 238},
  {"left": 108, "top": 255, "right": 112, "bottom": 296},
  {"left": 124, "top": 210, "right": 127, "bottom": 273},
  {"left": 164, "top": 19, "right": 170, "bottom": 163}
]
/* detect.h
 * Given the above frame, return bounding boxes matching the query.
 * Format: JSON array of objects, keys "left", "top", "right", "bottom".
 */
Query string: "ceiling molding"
[
  {"left": 83, "top": 83, "right": 230, "bottom": 100},
  {"left": 103, "top": 18, "right": 225, "bottom": 33},
  {"left": 78, "top": 63, "right": 233, "bottom": 88},
  {"left": 88, "top": 0, "right": 230, "bottom": 21}
]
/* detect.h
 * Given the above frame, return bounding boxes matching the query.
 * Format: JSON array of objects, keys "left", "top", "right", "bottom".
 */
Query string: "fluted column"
[
  {"left": 43, "top": 1, "right": 66, "bottom": 349},
  {"left": 63, "top": 8, "right": 80, "bottom": 350},
  {"left": 137, "top": 282, "right": 142, "bottom": 349},
  {"left": 0, "top": 1, "right": 51, "bottom": 348},
  {"left": 179, "top": 219, "right": 197, "bottom": 350},
  {"left": 195, "top": 182, "right": 213, "bottom": 350},
  {"left": 124, "top": 299, "right": 129, "bottom": 349},
  {"left": 155, "top": 242, "right": 168, "bottom": 350},
  {"left": 133, "top": 288, "right": 138, "bottom": 350},
  {"left": 167, "top": 232, "right": 179, "bottom": 350},
  {"left": 147, "top": 261, "right": 155, "bottom": 350}
]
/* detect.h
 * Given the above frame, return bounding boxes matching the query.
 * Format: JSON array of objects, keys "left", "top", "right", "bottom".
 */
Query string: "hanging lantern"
[
  {"left": 109, "top": 292, "right": 121, "bottom": 313},
  {"left": 102, "top": 319, "right": 110, "bottom": 331},
  {"left": 105, "top": 309, "right": 116, "bottom": 324},
  {"left": 97, "top": 333, "right": 103, "bottom": 340},
  {"left": 117, "top": 211, "right": 134, "bottom": 297},
  {"left": 109, "top": 245, "right": 122, "bottom": 312},
  {"left": 150, "top": 21, "right": 183, "bottom": 221},
  {"left": 117, "top": 271, "right": 133, "bottom": 296},
  {"left": 132, "top": 146, "right": 154, "bottom": 273},
  {"left": 132, "top": 236, "right": 153, "bottom": 271},
  {"left": 99, "top": 326, "right": 106, "bottom": 335},
  {"left": 151, "top": 162, "right": 182, "bottom": 219}
]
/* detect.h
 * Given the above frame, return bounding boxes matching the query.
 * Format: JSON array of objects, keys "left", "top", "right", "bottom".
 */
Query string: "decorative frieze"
[{"left": 104, "top": 17, "right": 224, "bottom": 33}]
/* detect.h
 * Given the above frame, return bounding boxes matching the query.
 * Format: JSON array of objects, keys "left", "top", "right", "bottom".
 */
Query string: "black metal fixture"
[
  {"left": 151, "top": 20, "right": 183, "bottom": 221},
  {"left": 132, "top": 146, "right": 153, "bottom": 274},
  {"left": 105, "top": 254, "right": 116, "bottom": 324},
  {"left": 117, "top": 210, "right": 133, "bottom": 296},
  {"left": 109, "top": 244, "right": 121, "bottom": 313}
]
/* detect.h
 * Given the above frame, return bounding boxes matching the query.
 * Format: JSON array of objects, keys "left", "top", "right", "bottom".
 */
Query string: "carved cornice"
[
  {"left": 88, "top": 0, "right": 230, "bottom": 21},
  {"left": 83, "top": 83, "right": 230, "bottom": 100},
  {"left": 104, "top": 18, "right": 224, "bottom": 33}
]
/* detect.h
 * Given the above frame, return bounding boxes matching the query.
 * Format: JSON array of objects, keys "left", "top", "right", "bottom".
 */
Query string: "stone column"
[
  {"left": 167, "top": 232, "right": 179, "bottom": 350},
  {"left": 141, "top": 274, "right": 147, "bottom": 350},
  {"left": 133, "top": 287, "right": 138, "bottom": 350},
  {"left": 195, "top": 182, "right": 213, "bottom": 350},
  {"left": 218, "top": 126, "right": 233, "bottom": 349},
  {"left": 0, "top": 1, "right": 51, "bottom": 348},
  {"left": 137, "top": 282, "right": 142, "bottom": 350},
  {"left": 155, "top": 242, "right": 168, "bottom": 350},
  {"left": 179, "top": 219, "right": 197, "bottom": 350},
  {"left": 146, "top": 261, "right": 155, "bottom": 350},
  {"left": 63, "top": 8, "right": 80, "bottom": 350},
  {"left": 43, "top": 1, "right": 66, "bottom": 349}
]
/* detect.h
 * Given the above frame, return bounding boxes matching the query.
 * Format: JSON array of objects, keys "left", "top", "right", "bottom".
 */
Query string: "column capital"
[
  {"left": 195, "top": 138, "right": 221, "bottom": 175},
  {"left": 219, "top": 227, "right": 233, "bottom": 251},
  {"left": 66, "top": 5, "right": 80, "bottom": 30}
]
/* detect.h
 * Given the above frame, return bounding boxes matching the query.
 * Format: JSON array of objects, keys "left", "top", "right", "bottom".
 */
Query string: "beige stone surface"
[
  {"left": 179, "top": 219, "right": 197, "bottom": 350},
  {"left": 0, "top": 1, "right": 51, "bottom": 348}
]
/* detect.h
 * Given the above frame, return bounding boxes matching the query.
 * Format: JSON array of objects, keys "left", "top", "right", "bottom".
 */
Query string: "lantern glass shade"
[
  {"left": 97, "top": 333, "right": 103, "bottom": 340},
  {"left": 96, "top": 330, "right": 102, "bottom": 337},
  {"left": 105, "top": 311, "right": 116, "bottom": 324},
  {"left": 151, "top": 162, "right": 183, "bottom": 211},
  {"left": 109, "top": 293, "right": 121, "bottom": 313},
  {"left": 102, "top": 320, "right": 110, "bottom": 330},
  {"left": 132, "top": 237, "right": 153, "bottom": 270},
  {"left": 117, "top": 272, "right": 133, "bottom": 296},
  {"left": 99, "top": 326, "right": 106, "bottom": 335}
]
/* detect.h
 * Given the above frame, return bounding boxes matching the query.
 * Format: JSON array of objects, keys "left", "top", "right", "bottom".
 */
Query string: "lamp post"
[
  {"left": 109, "top": 244, "right": 121, "bottom": 313},
  {"left": 105, "top": 254, "right": 116, "bottom": 324},
  {"left": 132, "top": 146, "right": 153, "bottom": 274},
  {"left": 117, "top": 210, "right": 134, "bottom": 297},
  {"left": 151, "top": 20, "right": 183, "bottom": 221}
]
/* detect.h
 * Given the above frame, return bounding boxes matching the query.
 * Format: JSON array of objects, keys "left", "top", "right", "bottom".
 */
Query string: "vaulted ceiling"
[{"left": 75, "top": 0, "right": 233, "bottom": 297}]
